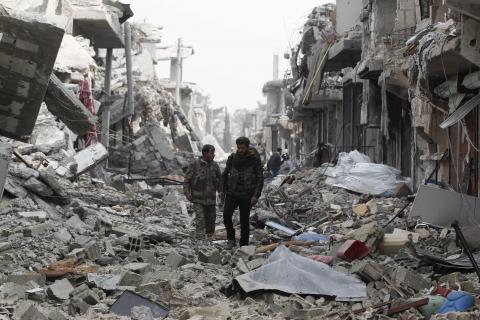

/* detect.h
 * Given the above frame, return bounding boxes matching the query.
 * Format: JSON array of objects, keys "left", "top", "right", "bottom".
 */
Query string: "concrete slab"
[
  {"left": 49, "top": 278, "right": 74, "bottom": 300},
  {"left": 148, "top": 125, "right": 175, "bottom": 160},
  {"left": 44, "top": 74, "right": 97, "bottom": 136},
  {"left": 411, "top": 185, "right": 480, "bottom": 227},
  {"left": 56, "top": 143, "right": 108, "bottom": 178},
  {"left": 0, "top": 143, "right": 12, "bottom": 201},
  {"left": 463, "top": 71, "right": 480, "bottom": 90},
  {"left": 325, "top": 38, "right": 362, "bottom": 72},
  {"left": 72, "top": 6, "right": 124, "bottom": 48},
  {"left": 0, "top": 11, "right": 65, "bottom": 141}
]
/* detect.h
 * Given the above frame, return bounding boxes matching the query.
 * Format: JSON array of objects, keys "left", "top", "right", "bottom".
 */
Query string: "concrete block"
[
  {"left": 235, "top": 246, "right": 256, "bottom": 259},
  {"left": 84, "top": 241, "right": 102, "bottom": 260},
  {"left": 56, "top": 143, "right": 108, "bottom": 178},
  {"left": 0, "top": 241, "right": 12, "bottom": 252},
  {"left": 148, "top": 125, "right": 175, "bottom": 160},
  {"left": 70, "top": 284, "right": 100, "bottom": 305},
  {"left": 66, "top": 215, "right": 89, "bottom": 231},
  {"left": 125, "top": 262, "right": 151, "bottom": 274},
  {"left": 198, "top": 248, "right": 221, "bottom": 265},
  {"left": 38, "top": 167, "right": 70, "bottom": 203},
  {"left": 54, "top": 228, "right": 72, "bottom": 243},
  {"left": 26, "top": 287, "right": 48, "bottom": 302},
  {"left": 17, "top": 211, "right": 47, "bottom": 222},
  {"left": 7, "top": 272, "right": 46, "bottom": 286},
  {"left": 350, "top": 261, "right": 383, "bottom": 282},
  {"left": 0, "top": 11, "right": 65, "bottom": 141},
  {"left": 47, "top": 310, "right": 69, "bottom": 320},
  {"left": 392, "top": 266, "right": 430, "bottom": 292},
  {"left": 246, "top": 258, "right": 266, "bottom": 271},
  {"left": 49, "top": 278, "right": 74, "bottom": 300},
  {"left": 67, "top": 248, "right": 86, "bottom": 261},
  {"left": 119, "top": 271, "right": 143, "bottom": 287},
  {"left": 13, "top": 301, "right": 47, "bottom": 320},
  {"left": 23, "top": 222, "right": 51, "bottom": 237},
  {"left": 166, "top": 250, "right": 188, "bottom": 269},
  {"left": 87, "top": 273, "right": 122, "bottom": 291},
  {"left": 23, "top": 177, "right": 54, "bottom": 197}
]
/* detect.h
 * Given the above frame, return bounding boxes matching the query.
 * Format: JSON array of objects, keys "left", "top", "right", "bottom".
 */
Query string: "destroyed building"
[{"left": 1, "top": 0, "right": 480, "bottom": 319}]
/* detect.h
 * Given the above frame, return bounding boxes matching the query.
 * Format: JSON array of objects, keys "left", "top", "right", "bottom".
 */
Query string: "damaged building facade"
[{"left": 256, "top": 0, "right": 480, "bottom": 196}]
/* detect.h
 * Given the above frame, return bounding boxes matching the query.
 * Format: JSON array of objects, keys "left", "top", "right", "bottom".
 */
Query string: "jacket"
[
  {"left": 267, "top": 152, "right": 282, "bottom": 171},
  {"left": 221, "top": 147, "right": 264, "bottom": 199},
  {"left": 183, "top": 157, "right": 221, "bottom": 205}
]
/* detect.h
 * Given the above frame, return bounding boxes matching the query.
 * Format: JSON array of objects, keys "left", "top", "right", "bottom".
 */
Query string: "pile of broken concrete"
[{"left": 1, "top": 146, "right": 480, "bottom": 319}]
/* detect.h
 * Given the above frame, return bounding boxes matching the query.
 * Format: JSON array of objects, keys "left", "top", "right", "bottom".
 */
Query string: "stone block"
[{"left": 49, "top": 278, "right": 74, "bottom": 300}]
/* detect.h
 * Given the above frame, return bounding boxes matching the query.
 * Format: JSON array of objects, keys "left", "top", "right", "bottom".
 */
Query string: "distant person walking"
[
  {"left": 267, "top": 148, "right": 283, "bottom": 177},
  {"left": 221, "top": 137, "right": 264, "bottom": 249},
  {"left": 184, "top": 145, "right": 221, "bottom": 240}
]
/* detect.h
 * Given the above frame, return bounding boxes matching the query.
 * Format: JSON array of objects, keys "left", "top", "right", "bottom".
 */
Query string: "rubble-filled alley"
[{"left": 1, "top": 0, "right": 480, "bottom": 319}]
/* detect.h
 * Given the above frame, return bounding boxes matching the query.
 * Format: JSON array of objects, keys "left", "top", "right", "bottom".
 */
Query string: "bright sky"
[{"left": 126, "top": 0, "right": 332, "bottom": 110}]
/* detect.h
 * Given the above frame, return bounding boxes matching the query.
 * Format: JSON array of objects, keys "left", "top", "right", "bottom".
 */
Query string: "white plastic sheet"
[
  {"left": 235, "top": 245, "right": 366, "bottom": 301},
  {"left": 324, "top": 151, "right": 404, "bottom": 195}
]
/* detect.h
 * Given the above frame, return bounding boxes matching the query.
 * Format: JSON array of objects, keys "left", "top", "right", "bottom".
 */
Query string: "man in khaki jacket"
[{"left": 183, "top": 144, "right": 222, "bottom": 240}]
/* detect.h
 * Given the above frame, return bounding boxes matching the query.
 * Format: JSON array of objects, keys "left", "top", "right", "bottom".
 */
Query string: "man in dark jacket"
[
  {"left": 221, "top": 137, "right": 264, "bottom": 249},
  {"left": 267, "top": 148, "right": 283, "bottom": 177},
  {"left": 184, "top": 144, "right": 221, "bottom": 240}
]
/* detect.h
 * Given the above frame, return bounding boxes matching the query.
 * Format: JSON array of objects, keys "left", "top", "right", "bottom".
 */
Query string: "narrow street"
[{"left": 0, "top": 0, "right": 479, "bottom": 319}]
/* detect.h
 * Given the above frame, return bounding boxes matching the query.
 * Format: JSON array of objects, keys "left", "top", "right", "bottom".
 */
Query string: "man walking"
[
  {"left": 221, "top": 137, "right": 264, "bottom": 249},
  {"left": 267, "top": 148, "right": 283, "bottom": 177},
  {"left": 184, "top": 144, "right": 221, "bottom": 240}
]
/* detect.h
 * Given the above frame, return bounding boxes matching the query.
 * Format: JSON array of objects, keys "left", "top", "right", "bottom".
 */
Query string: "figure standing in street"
[
  {"left": 221, "top": 137, "right": 264, "bottom": 249},
  {"left": 183, "top": 144, "right": 222, "bottom": 240},
  {"left": 267, "top": 148, "right": 283, "bottom": 177}
]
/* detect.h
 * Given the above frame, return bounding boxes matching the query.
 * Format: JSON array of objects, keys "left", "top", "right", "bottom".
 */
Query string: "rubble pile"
[{"left": 1, "top": 137, "right": 480, "bottom": 319}]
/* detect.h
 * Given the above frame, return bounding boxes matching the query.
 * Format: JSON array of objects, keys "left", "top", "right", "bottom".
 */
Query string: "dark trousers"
[{"left": 223, "top": 194, "right": 252, "bottom": 246}]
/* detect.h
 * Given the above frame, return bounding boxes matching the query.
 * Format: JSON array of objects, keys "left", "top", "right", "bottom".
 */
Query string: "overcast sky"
[{"left": 126, "top": 0, "right": 331, "bottom": 110}]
